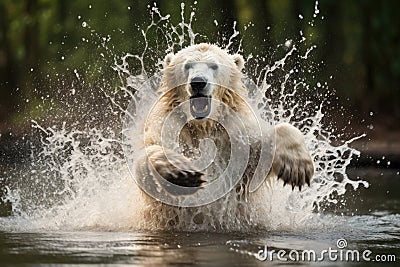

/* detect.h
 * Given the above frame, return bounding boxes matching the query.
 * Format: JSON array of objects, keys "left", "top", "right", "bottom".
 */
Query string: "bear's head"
[{"left": 160, "top": 43, "right": 246, "bottom": 119}]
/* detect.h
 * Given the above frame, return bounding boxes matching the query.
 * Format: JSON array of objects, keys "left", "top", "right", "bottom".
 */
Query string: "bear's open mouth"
[{"left": 190, "top": 95, "right": 211, "bottom": 119}]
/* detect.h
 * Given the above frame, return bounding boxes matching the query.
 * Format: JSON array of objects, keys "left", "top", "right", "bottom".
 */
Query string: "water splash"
[{"left": 0, "top": 3, "right": 368, "bottom": 232}]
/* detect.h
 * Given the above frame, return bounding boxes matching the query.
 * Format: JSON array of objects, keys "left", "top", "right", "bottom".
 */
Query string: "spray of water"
[{"left": 0, "top": 3, "right": 368, "bottom": 232}]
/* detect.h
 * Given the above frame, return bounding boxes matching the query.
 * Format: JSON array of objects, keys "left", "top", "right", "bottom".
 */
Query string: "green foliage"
[{"left": 0, "top": 0, "right": 399, "bottom": 128}]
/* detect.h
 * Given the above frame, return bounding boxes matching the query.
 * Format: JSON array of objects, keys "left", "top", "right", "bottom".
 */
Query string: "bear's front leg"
[
  {"left": 270, "top": 123, "right": 314, "bottom": 190},
  {"left": 134, "top": 145, "right": 205, "bottom": 195}
]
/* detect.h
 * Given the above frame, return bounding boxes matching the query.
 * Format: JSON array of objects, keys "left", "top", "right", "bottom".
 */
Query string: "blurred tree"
[
  {"left": 0, "top": 0, "right": 399, "bottom": 132},
  {"left": 0, "top": 1, "right": 25, "bottom": 124}
]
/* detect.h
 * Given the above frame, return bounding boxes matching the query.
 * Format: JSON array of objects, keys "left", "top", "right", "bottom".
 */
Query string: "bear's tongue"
[{"left": 190, "top": 96, "right": 211, "bottom": 119}]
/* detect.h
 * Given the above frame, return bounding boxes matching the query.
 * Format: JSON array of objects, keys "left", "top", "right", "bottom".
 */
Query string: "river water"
[{"left": 0, "top": 168, "right": 398, "bottom": 266}]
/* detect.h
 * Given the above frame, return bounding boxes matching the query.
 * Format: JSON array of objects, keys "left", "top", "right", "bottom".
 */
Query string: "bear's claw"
[
  {"left": 146, "top": 145, "right": 206, "bottom": 193},
  {"left": 276, "top": 156, "right": 314, "bottom": 191},
  {"left": 163, "top": 169, "right": 206, "bottom": 188},
  {"left": 272, "top": 123, "right": 314, "bottom": 191}
]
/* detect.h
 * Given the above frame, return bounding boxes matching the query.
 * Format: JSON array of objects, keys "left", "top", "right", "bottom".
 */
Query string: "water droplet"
[
  {"left": 317, "top": 82, "right": 321, "bottom": 87},
  {"left": 284, "top": 40, "right": 292, "bottom": 48},
  {"left": 88, "top": 4, "right": 92, "bottom": 9},
  {"left": 314, "top": 0, "right": 320, "bottom": 16},
  {"left": 77, "top": 15, "right": 81, "bottom": 20},
  {"left": 369, "top": 111, "right": 373, "bottom": 116},
  {"left": 30, "top": 68, "right": 34, "bottom": 72},
  {"left": 376, "top": 160, "right": 380, "bottom": 164},
  {"left": 61, "top": 56, "right": 65, "bottom": 60},
  {"left": 298, "top": 14, "right": 303, "bottom": 19},
  {"left": 127, "top": 6, "right": 131, "bottom": 10},
  {"left": 74, "top": 69, "right": 80, "bottom": 79},
  {"left": 82, "top": 22, "right": 87, "bottom": 28}
]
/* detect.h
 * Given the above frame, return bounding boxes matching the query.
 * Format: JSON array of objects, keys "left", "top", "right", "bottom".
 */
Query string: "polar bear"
[{"left": 132, "top": 43, "right": 314, "bottom": 228}]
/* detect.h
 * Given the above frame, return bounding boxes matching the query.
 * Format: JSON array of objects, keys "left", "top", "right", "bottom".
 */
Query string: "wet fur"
[{"left": 134, "top": 44, "right": 314, "bottom": 227}]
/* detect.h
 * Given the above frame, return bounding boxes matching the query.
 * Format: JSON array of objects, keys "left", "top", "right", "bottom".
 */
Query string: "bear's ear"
[
  {"left": 164, "top": 53, "right": 175, "bottom": 67},
  {"left": 232, "top": 54, "right": 245, "bottom": 71}
]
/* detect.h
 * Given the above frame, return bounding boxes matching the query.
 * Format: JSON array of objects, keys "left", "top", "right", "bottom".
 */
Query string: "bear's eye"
[
  {"left": 209, "top": 63, "right": 218, "bottom": 70},
  {"left": 184, "top": 62, "right": 193, "bottom": 70}
]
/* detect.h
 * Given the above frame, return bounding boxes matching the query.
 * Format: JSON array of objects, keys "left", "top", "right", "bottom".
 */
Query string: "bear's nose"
[{"left": 190, "top": 76, "right": 208, "bottom": 94}]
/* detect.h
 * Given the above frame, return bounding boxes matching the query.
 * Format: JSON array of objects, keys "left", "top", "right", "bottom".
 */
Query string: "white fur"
[{"left": 134, "top": 43, "right": 314, "bottom": 226}]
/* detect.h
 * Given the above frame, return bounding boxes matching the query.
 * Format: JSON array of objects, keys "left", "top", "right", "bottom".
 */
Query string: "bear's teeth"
[{"left": 192, "top": 104, "right": 208, "bottom": 113}]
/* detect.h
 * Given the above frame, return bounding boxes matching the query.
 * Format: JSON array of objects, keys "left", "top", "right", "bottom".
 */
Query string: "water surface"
[{"left": 0, "top": 168, "right": 398, "bottom": 266}]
